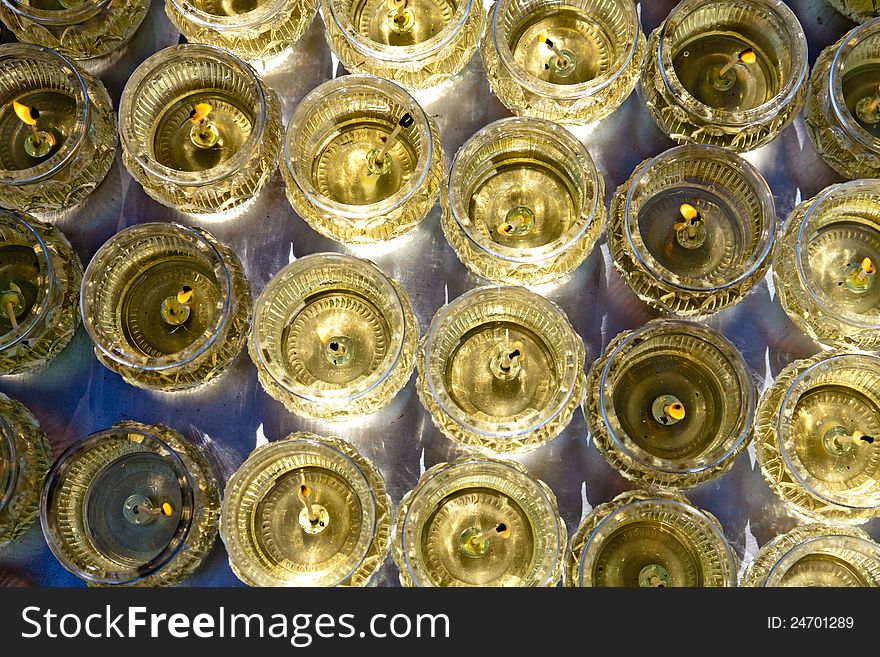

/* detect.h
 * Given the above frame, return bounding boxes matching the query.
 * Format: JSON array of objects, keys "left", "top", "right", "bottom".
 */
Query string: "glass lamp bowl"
[
  {"left": 0, "top": 43, "right": 116, "bottom": 213},
  {"left": 756, "top": 351, "right": 880, "bottom": 524},
  {"left": 0, "top": 209, "right": 81, "bottom": 375},
  {"left": 586, "top": 319, "right": 755, "bottom": 489},
  {"left": 418, "top": 285, "right": 585, "bottom": 453},
  {"left": 566, "top": 489, "right": 738, "bottom": 587},
  {"left": 441, "top": 116, "right": 605, "bottom": 285},
  {"left": 221, "top": 433, "right": 391, "bottom": 587},
  {"left": 81, "top": 222, "right": 252, "bottom": 392},
  {"left": 323, "top": 0, "right": 485, "bottom": 90},
  {"left": 775, "top": 180, "right": 880, "bottom": 351},
  {"left": 0, "top": 0, "right": 149, "bottom": 60},
  {"left": 282, "top": 75, "right": 443, "bottom": 244},
  {"left": 250, "top": 253, "right": 418, "bottom": 420},
  {"left": 609, "top": 144, "right": 775, "bottom": 316},
  {"left": 119, "top": 44, "right": 282, "bottom": 215},
  {"left": 165, "top": 0, "right": 319, "bottom": 62},
  {"left": 828, "top": 0, "right": 880, "bottom": 24},
  {"left": 641, "top": 0, "right": 808, "bottom": 151},
  {"left": 0, "top": 393, "right": 50, "bottom": 545},
  {"left": 394, "top": 456, "right": 565, "bottom": 587},
  {"left": 806, "top": 19, "right": 880, "bottom": 180},
  {"left": 480, "top": 0, "right": 643, "bottom": 124},
  {"left": 40, "top": 421, "right": 220, "bottom": 587},
  {"left": 742, "top": 524, "right": 880, "bottom": 587}
]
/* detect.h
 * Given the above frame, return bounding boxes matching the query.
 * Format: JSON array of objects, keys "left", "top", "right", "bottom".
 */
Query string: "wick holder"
[
  {"left": 442, "top": 116, "right": 604, "bottom": 285},
  {"left": 81, "top": 222, "right": 252, "bottom": 392},
  {"left": 251, "top": 253, "right": 418, "bottom": 420},
  {"left": 609, "top": 144, "right": 775, "bottom": 316},
  {"left": 566, "top": 489, "right": 737, "bottom": 587},
  {"left": 481, "top": 0, "right": 643, "bottom": 124},
  {"left": 40, "top": 421, "right": 220, "bottom": 587},
  {"left": 641, "top": 0, "right": 807, "bottom": 151},
  {"left": 283, "top": 75, "right": 443, "bottom": 243},
  {"left": 775, "top": 180, "right": 880, "bottom": 351},
  {"left": 587, "top": 319, "right": 755, "bottom": 489},
  {"left": 394, "top": 457, "right": 565, "bottom": 587},
  {"left": 0, "top": 393, "right": 50, "bottom": 545},
  {"left": 221, "top": 433, "right": 391, "bottom": 587}
]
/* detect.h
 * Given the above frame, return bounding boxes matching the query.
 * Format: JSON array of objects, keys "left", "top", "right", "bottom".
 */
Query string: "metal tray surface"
[{"left": 0, "top": 0, "right": 876, "bottom": 587}]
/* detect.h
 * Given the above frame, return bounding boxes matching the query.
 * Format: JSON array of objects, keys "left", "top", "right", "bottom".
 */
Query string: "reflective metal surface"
[{"left": 0, "top": 0, "right": 877, "bottom": 587}]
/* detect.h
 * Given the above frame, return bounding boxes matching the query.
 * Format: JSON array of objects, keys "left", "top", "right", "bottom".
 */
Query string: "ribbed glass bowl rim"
[
  {"left": 252, "top": 252, "right": 406, "bottom": 402},
  {"left": 623, "top": 144, "right": 775, "bottom": 292},
  {"left": 40, "top": 427, "right": 196, "bottom": 586},
  {"left": 119, "top": 44, "right": 268, "bottom": 186},
  {"left": 830, "top": 18, "right": 880, "bottom": 153},
  {"left": 0, "top": 44, "right": 90, "bottom": 187},
  {"left": 423, "top": 284, "right": 580, "bottom": 438},
  {"left": 656, "top": 0, "right": 808, "bottom": 127},
  {"left": 80, "top": 222, "right": 233, "bottom": 372},
  {"left": 220, "top": 435, "right": 378, "bottom": 587},
  {"left": 400, "top": 457, "right": 562, "bottom": 587},
  {"left": 765, "top": 534, "right": 880, "bottom": 587},
  {"left": 326, "top": 0, "right": 474, "bottom": 62},
  {"left": 776, "top": 351, "right": 880, "bottom": 511},
  {"left": 491, "top": 0, "right": 642, "bottom": 100},
  {"left": 577, "top": 496, "right": 736, "bottom": 587},
  {"left": 597, "top": 318, "right": 755, "bottom": 474},
  {"left": 0, "top": 210, "right": 55, "bottom": 353},
  {"left": 1, "top": 0, "right": 108, "bottom": 25},
  {"left": 0, "top": 414, "right": 17, "bottom": 514},
  {"left": 284, "top": 74, "right": 433, "bottom": 220},
  {"left": 447, "top": 116, "right": 601, "bottom": 263},
  {"left": 793, "top": 179, "right": 880, "bottom": 330},
  {"left": 168, "top": 0, "right": 291, "bottom": 29}
]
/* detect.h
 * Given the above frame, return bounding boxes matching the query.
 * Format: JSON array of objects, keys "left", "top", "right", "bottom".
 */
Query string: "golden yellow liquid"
[
  {"left": 352, "top": 0, "right": 457, "bottom": 46},
  {"left": 0, "top": 244, "right": 40, "bottom": 337},
  {"left": 0, "top": 91, "right": 73, "bottom": 170}
]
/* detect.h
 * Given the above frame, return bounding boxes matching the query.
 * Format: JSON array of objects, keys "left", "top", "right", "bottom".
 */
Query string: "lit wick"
[
  {"left": 823, "top": 425, "right": 875, "bottom": 456},
  {"left": 717, "top": 48, "right": 756, "bottom": 78},
  {"left": 12, "top": 100, "right": 57, "bottom": 159},
  {"left": 386, "top": 0, "right": 414, "bottom": 32},
  {"left": 298, "top": 483, "right": 330, "bottom": 534},
  {"left": 160, "top": 285, "right": 194, "bottom": 326},
  {"left": 189, "top": 103, "right": 219, "bottom": 149},
  {"left": 0, "top": 282, "right": 23, "bottom": 330},
  {"left": 122, "top": 494, "right": 174, "bottom": 524},
  {"left": 461, "top": 522, "right": 510, "bottom": 557},
  {"left": 674, "top": 203, "right": 706, "bottom": 248},
  {"left": 375, "top": 112, "right": 414, "bottom": 166},
  {"left": 855, "top": 84, "right": 880, "bottom": 124},
  {"left": 490, "top": 340, "right": 525, "bottom": 382},
  {"left": 845, "top": 257, "right": 876, "bottom": 293},
  {"left": 538, "top": 31, "right": 575, "bottom": 77},
  {"left": 497, "top": 206, "right": 536, "bottom": 237},
  {"left": 299, "top": 484, "right": 317, "bottom": 523},
  {"left": 652, "top": 394, "right": 686, "bottom": 426}
]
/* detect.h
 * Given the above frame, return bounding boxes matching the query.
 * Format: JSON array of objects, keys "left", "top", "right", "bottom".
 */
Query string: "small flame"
[
  {"left": 161, "top": 502, "right": 174, "bottom": 516},
  {"left": 496, "top": 523, "right": 511, "bottom": 540},
  {"left": 12, "top": 100, "right": 37, "bottom": 126},
  {"left": 679, "top": 203, "right": 699, "bottom": 222},
  {"left": 177, "top": 286, "right": 193, "bottom": 304},
  {"left": 190, "top": 103, "right": 213, "bottom": 125},
  {"left": 739, "top": 49, "right": 757, "bottom": 65},
  {"left": 316, "top": 325, "right": 333, "bottom": 345},
  {"left": 538, "top": 31, "right": 548, "bottom": 43},
  {"left": 667, "top": 402, "right": 686, "bottom": 421},
  {"left": 300, "top": 484, "right": 312, "bottom": 498},
  {"left": 862, "top": 257, "right": 876, "bottom": 275}
]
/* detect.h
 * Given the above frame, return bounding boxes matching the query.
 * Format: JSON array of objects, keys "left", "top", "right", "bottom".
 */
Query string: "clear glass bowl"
[
  {"left": 81, "top": 222, "right": 252, "bottom": 391},
  {"left": 0, "top": 44, "right": 116, "bottom": 213},
  {"left": 282, "top": 75, "right": 443, "bottom": 243},
  {"left": 586, "top": 319, "right": 755, "bottom": 489},
  {"left": 806, "top": 19, "right": 880, "bottom": 180},
  {"left": 119, "top": 44, "right": 282, "bottom": 215},
  {"left": 0, "top": 209, "right": 81, "bottom": 375},
  {"left": 418, "top": 285, "right": 584, "bottom": 453},
  {"left": 756, "top": 351, "right": 880, "bottom": 524},
  {"left": 566, "top": 489, "right": 738, "bottom": 587},
  {"left": 221, "top": 433, "right": 391, "bottom": 587},
  {"left": 609, "top": 144, "right": 775, "bottom": 316},
  {"left": 394, "top": 457, "right": 565, "bottom": 586},
  {"left": 250, "top": 253, "right": 418, "bottom": 420},
  {"left": 742, "top": 524, "right": 880, "bottom": 587},
  {"left": 0, "top": 393, "right": 50, "bottom": 545},
  {"left": 775, "top": 180, "right": 880, "bottom": 351},
  {"left": 828, "top": 0, "right": 880, "bottom": 23},
  {"left": 165, "top": 0, "right": 319, "bottom": 62},
  {"left": 441, "top": 116, "right": 604, "bottom": 285},
  {"left": 40, "top": 421, "right": 220, "bottom": 587},
  {"left": 323, "top": 0, "right": 484, "bottom": 90},
  {"left": 641, "top": 0, "right": 808, "bottom": 151},
  {"left": 481, "top": 0, "right": 643, "bottom": 123},
  {"left": 0, "top": 0, "right": 149, "bottom": 60}
]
